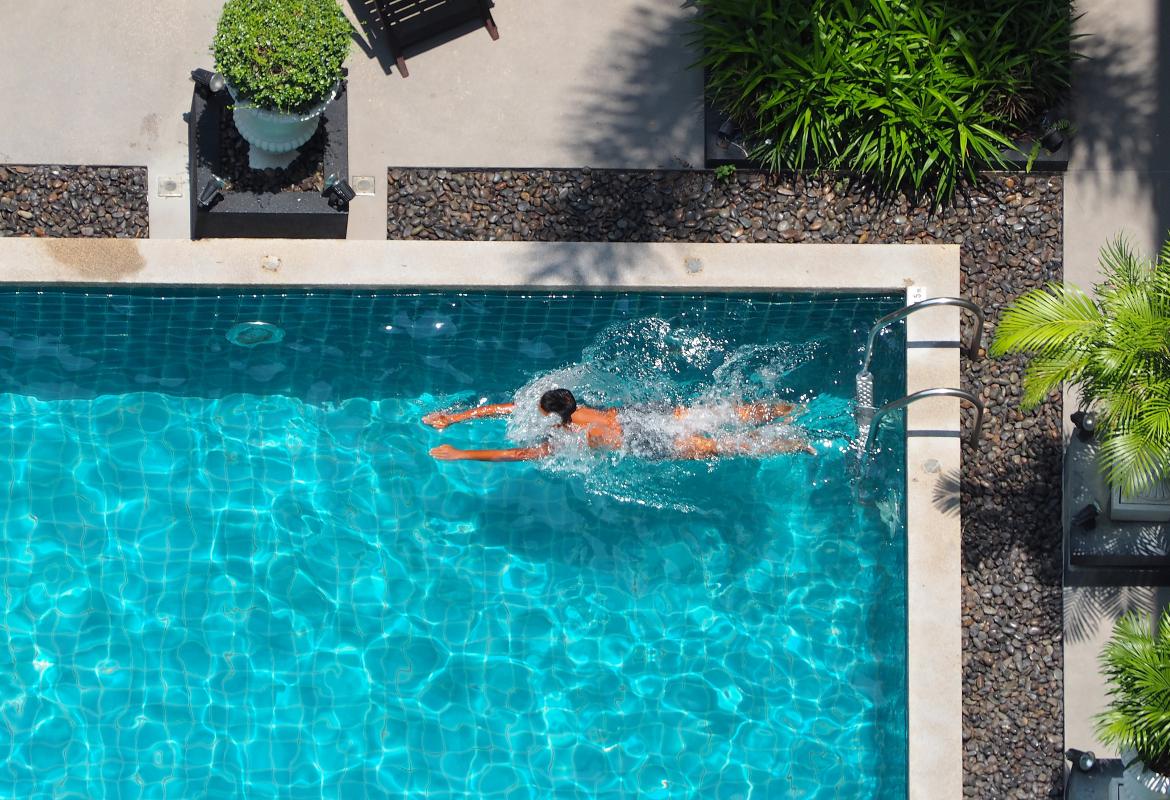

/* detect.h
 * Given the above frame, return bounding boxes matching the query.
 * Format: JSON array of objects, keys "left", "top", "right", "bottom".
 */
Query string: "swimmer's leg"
[
  {"left": 673, "top": 433, "right": 815, "bottom": 459},
  {"left": 734, "top": 402, "right": 799, "bottom": 424},
  {"left": 672, "top": 402, "right": 800, "bottom": 423}
]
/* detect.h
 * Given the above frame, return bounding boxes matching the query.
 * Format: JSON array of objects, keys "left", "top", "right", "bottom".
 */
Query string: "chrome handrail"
[
  {"left": 864, "top": 388, "right": 984, "bottom": 451},
  {"left": 859, "top": 296, "right": 983, "bottom": 376}
]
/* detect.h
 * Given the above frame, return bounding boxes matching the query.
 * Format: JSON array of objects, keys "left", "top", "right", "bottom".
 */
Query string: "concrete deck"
[
  {"left": 1062, "top": 0, "right": 1170, "bottom": 760},
  {"left": 0, "top": 1, "right": 704, "bottom": 240}
]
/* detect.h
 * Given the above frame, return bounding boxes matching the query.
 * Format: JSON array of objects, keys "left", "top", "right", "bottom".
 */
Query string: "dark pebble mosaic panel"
[
  {"left": 387, "top": 167, "right": 1066, "bottom": 798},
  {"left": 0, "top": 165, "right": 149, "bottom": 238}
]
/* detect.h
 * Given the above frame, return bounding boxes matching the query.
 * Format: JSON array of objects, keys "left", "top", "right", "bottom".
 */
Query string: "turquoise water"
[{"left": 0, "top": 290, "right": 907, "bottom": 799}]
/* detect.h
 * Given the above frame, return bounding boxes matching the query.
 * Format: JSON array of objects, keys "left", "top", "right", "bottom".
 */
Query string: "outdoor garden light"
[
  {"left": 1066, "top": 748, "right": 1097, "bottom": 772},
  {"left": 1070, "top": 410, "right": 1097, "bottom": 442},
  {"left": 323, "top": 174, "right": 356, "bottom": 204},
  {"left": 716, "top": 118, "right": 741, "bottom": 149},
  {"left": 197, "top": 174, "right": 226, "bottom": 209},
  {"left": 190, "top": 68, "right": 226, "bottom": 94}
]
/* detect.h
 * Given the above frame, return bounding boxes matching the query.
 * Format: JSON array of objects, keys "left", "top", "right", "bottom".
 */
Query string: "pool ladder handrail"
[
  {"left": 854, "top": 296, "right": 986, "bottom": 452},
  {"left": 863, "top": 388, "right": 984, "bottom": 451},
  {"left": 860, "top": 296, "right": 984, "bottom": 377}
]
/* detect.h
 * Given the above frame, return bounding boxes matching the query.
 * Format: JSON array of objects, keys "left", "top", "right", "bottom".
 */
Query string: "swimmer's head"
[{"left": 539, "top": 388, "right": 577, "bottom": 425}]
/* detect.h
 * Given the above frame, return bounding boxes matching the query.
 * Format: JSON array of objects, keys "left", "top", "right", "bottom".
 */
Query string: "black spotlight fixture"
[
  {"left": 323, "top": 173, "right": 356, "bottom": 205},
  {"left": 1066, "top": 748, "right": 1097, "bottom": 773},
  {"left": 191, "top": 68, "right": 226, "bottom": 94},
  {"left": 1070, "top": 409, "right": 1098, "bottom": 442},
  {"left": 197, "top": 174, "right": 226, "bottom": 209},
  {"left": 716, "top": 117, "right": 741, "bottom": 149},
  {"left": 1071, "top": 502, "right": 1100, "bottom": 531}
]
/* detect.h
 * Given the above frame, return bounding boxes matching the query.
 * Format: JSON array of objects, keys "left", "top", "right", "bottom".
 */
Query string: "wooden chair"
[{"left": 374, "top": 0, "right": 499, "bottom": 78}]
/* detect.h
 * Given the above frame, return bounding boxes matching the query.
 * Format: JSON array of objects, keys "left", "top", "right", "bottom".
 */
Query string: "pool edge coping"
[{"left": 0, "top": 238, "right": 963, "bottom": 799}]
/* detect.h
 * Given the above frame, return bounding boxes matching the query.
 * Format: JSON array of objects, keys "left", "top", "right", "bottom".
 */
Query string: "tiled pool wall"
[{"left": 0, "top": 289, "right": 905, "bottom": 403}]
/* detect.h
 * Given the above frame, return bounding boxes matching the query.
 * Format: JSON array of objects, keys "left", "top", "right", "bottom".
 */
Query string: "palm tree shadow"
[
  {"left": 518, "top": 4, "right": 704, "bottom": 285},
  {"left": 933, "top": 468, "right": 962, "bottom": 518},
  {"left": 959, "top": 412, "right": 1063, "bottom": 580},
  {"left": 1070, "top": 15, "right": 1170, "bottom": 247},
  {"left": 569, "top": 4, "right": 704, "bottom": 170},
  {"left": 1063, "top": 584, "right": 1160, "bottom": 644},
  {"left": 343, "top": 0, "right": 398, "bottom": 76}
]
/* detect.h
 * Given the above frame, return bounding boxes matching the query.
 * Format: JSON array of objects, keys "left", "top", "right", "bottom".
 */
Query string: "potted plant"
[
  {"left": 990, "top": 235, "right": 1170, "bottom": 495},
  {"left": 212, "top": 0, "right": 351, "bottom": 168},
  {"left": 1096, "top": 609, "right": 1170, "bottom": 798}
]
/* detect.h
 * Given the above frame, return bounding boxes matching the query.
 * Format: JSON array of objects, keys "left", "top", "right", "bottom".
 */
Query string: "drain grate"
[{"left": 226, "top": 321, "right": 285, "bottom": 347}]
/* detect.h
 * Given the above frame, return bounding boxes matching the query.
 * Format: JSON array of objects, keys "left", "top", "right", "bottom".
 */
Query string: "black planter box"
[
  {"left": 188, "top": 84, "right": 349, "bottom": 239},
  {"left": 704, "top": 99, "right": 1071, "bottom": 172}
]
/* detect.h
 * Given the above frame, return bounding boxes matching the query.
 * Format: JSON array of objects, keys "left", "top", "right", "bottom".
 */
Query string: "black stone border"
[
  {"left": 188, "top": 84, "right": 349, "bottom": 239},
  {"left": 0, "top": 165, "right": 149, "bottom": 238}
]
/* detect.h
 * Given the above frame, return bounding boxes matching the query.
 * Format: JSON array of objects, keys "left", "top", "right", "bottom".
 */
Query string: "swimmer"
[{"left": 425, "top": 388, "right": 815, "bottom": 462}]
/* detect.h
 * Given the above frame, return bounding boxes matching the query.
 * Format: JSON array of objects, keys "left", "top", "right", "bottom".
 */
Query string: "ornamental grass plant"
[
  {"left": 1096, "top": 609, "right": 1170, "bottom": 776},
  {"left": 990, "top": 237, "right": 1170, "bottom": 495},
  {"left": 213, "top": 0, "right": 351, "bottom": 114},
  {"left": 692, "top": 0, "right": 1077, "bottom": 201}
]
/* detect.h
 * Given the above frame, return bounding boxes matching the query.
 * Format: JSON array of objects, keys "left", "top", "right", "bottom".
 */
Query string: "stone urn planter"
[
  {"left": 227, "top": 81, "right": 339, "bottom": 169},
  {"left": 213, "top": 0, "right": 350, "bottom": 170}
]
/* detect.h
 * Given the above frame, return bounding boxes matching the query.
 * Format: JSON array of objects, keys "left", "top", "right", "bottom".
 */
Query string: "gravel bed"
[
  {"left": 0, "top": 165, "right": 148, "bottom": 238},
  {"left": 219, "top": 108, "right": 325, "bottom": 194},
  {"left": 388, "top": 166, "right": 1066, "bottom": 797}
]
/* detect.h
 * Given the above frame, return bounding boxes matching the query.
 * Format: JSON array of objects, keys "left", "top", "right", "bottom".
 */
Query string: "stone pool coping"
[{"left": 0, "top": 238, "right": 962, "bottom": 799}]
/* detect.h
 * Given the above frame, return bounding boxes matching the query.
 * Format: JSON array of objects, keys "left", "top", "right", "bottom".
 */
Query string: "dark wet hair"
[{"left": 540, "top": 388, "right": 577, "bottom": 425}]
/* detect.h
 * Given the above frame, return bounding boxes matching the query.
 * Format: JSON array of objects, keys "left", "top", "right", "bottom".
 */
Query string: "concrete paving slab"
[
  {"left": 0, "top": 2, "right": 221, "bottom": 238},
  {"left": 0, "top": 1, "right": 705, "bottom": 241},
  {"left": 1062, "top": 0, "right": 1170, "bottom": 760},
  {"left": 341, "top": 0, "right": 705, "bottom": 239},
  {"left": 1065, "top": 0, "right": 1170, "bottom": 289}
]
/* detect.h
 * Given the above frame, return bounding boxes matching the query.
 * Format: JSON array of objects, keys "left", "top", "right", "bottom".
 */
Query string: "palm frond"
[
  {"left": 1098, "top": 430, "right": 1170, "bottom": 496},
  {"left": 1098, "top": 236, "right": 1152, "bottom": 290},
  {"left": 989, "top": 283, "right": 1101, "bottom": 357},
  {"left": 995, "top": 234, "right": 1170, "bottom": 494},
  {"left": 1096, "top": 610, "right": 1170, "bottom": 762}
]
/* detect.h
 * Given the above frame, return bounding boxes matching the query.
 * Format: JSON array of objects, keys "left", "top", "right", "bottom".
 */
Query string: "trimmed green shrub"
[
  {"left": 693, "top": 0, "right": 1077, "bottom": 201},
  {"left": 213, "top": 0, "right": 351, "bottom": 113}
]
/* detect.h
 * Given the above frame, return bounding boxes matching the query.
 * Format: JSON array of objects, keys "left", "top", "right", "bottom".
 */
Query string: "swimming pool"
[{"left": 0, "top": 288, "right": 908, "bottom": 798}]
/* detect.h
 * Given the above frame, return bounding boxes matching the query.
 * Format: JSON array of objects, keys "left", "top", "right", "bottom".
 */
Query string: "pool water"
[{"left": 0, "top": 289, "right": 907, "bottom": 799}]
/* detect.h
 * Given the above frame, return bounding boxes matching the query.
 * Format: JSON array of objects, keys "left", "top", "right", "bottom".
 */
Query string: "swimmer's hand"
[
  {"left": 422, "top": 412, "right": 453, "bottom": 429},
  {"left": 430, "top": 444, "right": 463, "bottom": 459}
]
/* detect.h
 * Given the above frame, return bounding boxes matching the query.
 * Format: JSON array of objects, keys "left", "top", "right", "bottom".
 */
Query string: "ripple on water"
[{"left": 0, "top": 294, "right": 907, "bottom": 798}]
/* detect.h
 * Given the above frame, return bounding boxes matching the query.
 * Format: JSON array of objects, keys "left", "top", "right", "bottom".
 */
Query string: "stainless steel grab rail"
[
  {"left": 864, "top": 388, "right": 984, "bottom": 451},
  {"left": 860, "top": 296, "right": 984, "bottom": 376}
]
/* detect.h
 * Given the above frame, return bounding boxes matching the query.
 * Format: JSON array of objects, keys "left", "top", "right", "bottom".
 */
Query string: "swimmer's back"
[{"left": 568, "top": 406, "right": 624, "bottom": 450}]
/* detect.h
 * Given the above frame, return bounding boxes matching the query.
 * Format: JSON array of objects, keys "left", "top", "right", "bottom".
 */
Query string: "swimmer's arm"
[
  {"left": 430, "top": 443, "right": 552, "bottom": 462},
  {"left": 422, "top": 403, "right": 515, "bottom": 429}
]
